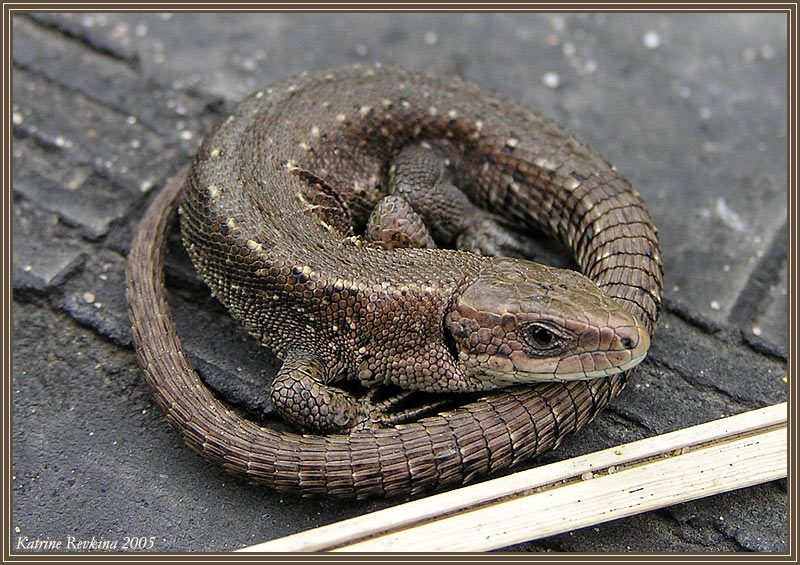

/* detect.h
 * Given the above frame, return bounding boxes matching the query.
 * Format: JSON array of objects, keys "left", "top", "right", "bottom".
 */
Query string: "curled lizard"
[{"left": 126, "top": 65, "right": 663, "bottom": 498}]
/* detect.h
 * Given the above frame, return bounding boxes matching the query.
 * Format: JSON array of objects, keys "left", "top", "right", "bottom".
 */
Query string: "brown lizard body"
[{"left": 127, "top": 65, "right": 663, "bottom": 498}]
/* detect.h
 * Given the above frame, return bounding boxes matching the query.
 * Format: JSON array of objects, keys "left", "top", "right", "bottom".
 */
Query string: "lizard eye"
[
  {"left": 521, "top": 322, "right": 569, "bottom": 353},
  {"left": 530, "top": 326, "right": 555, "bottom": 347}
]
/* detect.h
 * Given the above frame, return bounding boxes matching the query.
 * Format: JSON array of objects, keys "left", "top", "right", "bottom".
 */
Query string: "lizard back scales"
[{"left": 126, "top": 65, "right": 664, "bottom": 498}]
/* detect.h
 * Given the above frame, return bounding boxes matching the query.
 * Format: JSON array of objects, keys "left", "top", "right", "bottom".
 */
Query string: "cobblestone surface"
[{"left": 12, "top": 12, "right": 787, "bottom": 552}]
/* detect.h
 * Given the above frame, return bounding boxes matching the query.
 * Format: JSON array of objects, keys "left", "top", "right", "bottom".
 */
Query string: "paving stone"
[
  {"left": 12, "top": 66, "right": 179, "bottom": 203},
  {"left": 13, "top": 136, "right": 133, "bottom": 241},
  {"left": 12, "top": 198, "right": 89, "bottom": 293},
  {"left": 12, "top": 12, "right": 787, "bottom": 553},
  {"left": 59, "top": 248, "right": 132, "bottom": 348},
  {"left": 14, "top": 16, "right": 221, "bottom": 138},
  {"left": 665, "top": 483, "right": 787, "bottom": 552}
]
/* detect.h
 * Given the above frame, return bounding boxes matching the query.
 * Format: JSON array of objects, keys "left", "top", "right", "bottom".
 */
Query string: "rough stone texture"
[{"left": 12, "top": 12, "right": 786, "bottom": 552}]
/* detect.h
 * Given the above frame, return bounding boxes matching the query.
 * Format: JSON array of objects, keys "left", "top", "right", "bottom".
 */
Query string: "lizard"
[{"left": 126, "top": 64, "right": 663, "bottom": 498}]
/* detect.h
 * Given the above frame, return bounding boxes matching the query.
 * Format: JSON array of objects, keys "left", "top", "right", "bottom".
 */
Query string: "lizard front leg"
[
  {"left": 270, "top": 351, "right": 448, "bottom": 433},
  {"left": 270, "top": 351, "right": 364, "bottom": 433}
]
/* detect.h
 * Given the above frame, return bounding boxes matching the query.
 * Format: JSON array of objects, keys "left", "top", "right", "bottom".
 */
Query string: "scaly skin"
[{"left": 126, "top": 65, "right": 663, "bottom": 498}]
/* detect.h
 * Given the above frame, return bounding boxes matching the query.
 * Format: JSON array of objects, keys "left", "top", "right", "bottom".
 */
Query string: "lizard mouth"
[{"left": 464, "top": 350, "right": 648, "bottom": 387}]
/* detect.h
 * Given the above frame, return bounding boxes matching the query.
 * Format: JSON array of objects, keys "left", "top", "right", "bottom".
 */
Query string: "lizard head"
[{"left": 443, "top": 257, "right": 650, "bottom": 388}]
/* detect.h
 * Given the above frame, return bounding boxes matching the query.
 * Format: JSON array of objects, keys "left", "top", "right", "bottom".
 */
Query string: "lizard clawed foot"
[
  {"left": 456, "top": 217, "right": 540, "bottom": 259},
  {"left": 351, "top": 387, "right": 454, "bottom": 431}
]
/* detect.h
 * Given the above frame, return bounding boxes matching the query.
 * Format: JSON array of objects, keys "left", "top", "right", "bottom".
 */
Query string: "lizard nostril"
[{"left": 620, "top": 337, "right": 633, "bottom": 349}]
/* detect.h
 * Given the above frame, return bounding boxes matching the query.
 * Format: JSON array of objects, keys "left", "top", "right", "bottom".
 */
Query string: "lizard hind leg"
[
  {"left": 364, "top": 194, "right": 437, "bottom": 250},
  {"left": 384, "top": 142, "right": 559, "bottom": 261}
]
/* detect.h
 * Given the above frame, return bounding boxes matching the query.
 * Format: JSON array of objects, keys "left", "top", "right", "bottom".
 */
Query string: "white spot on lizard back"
[{"left": 534, "top": 157, "right": 557, "bottom": 171}]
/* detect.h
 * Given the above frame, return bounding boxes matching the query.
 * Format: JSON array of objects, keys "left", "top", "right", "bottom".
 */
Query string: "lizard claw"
[{"left": 350, "top": 388, "right": 453, "bottom": 431}]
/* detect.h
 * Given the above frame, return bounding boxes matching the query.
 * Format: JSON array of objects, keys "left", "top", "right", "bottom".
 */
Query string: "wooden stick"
[{"left": 240, "top": 402, "right": 787, "bottom": 552}]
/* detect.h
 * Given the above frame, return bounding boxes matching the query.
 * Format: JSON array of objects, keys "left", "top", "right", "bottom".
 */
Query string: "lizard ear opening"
[{"left": 442, "top": 321, "right": 461, "bottom": 362}]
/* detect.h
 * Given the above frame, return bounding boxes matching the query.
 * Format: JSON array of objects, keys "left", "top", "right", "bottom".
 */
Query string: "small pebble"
[
  {"left": 542, "top": 71, "right": 561, "bottom": 89},
  {"left": 550, "top": 16, "right": 565, "bottom": 31},
  {"left": 642, "top": 30, "right": 662, "bottom": 50}
]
